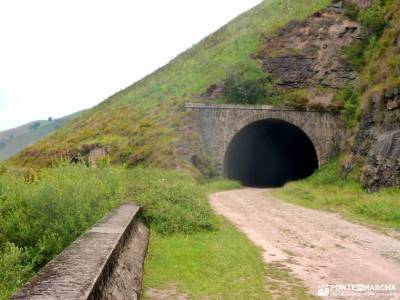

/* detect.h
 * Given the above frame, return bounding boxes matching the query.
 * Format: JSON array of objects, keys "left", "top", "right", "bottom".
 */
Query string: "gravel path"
[{"left": 209, "top": 188, "right": 400, "bottom": 299}]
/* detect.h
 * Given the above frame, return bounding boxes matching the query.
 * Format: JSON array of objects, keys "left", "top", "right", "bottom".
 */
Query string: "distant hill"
[{"left": 0, "top": 112, "right": 81, "bottom": 160}]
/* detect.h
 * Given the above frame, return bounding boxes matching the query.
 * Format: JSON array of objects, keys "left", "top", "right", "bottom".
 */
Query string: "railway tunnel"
[{"left": 224, "top": 119, "right": 319, "bottom": 187}]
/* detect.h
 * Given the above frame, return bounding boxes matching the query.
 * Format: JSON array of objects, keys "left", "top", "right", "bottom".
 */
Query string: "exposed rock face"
[
  {"left": 256, "top": 9, "right": 363, "bottom": 89},
  {"left": 201, "top": 84, "right": 223, "bottom": 99},
  {"left": 350, "top": 90, "right": 400, "bottom": 191},
  {"left": 345, "top": 0, "right": 400, "bottom": 191}
]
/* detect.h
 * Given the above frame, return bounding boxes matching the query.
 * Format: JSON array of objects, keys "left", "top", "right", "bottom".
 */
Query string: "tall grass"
[{"left": 0, "top": 164, "right": 215, "bottom": 299}]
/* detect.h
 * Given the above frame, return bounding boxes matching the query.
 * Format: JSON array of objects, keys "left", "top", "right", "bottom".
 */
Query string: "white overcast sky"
[{"left": 0, "top": 0, "right": 262, "bottom": 131}]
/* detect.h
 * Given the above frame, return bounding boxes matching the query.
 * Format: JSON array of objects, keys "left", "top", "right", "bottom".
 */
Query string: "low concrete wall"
[{"left": 11, "top": 204, "right": 149, "bottom": 300}]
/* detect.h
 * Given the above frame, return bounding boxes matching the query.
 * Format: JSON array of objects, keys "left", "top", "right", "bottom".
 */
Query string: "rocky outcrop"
[
  {"left": 256, "top": 8, "right": 363, "bottom": 89},
  {"left": 349, "top": 90, "right": 400, "bottom": 191},
  {"left": 201, "top": 84, "right": 223, "bottom": 100},
  {"left": 344, "top": 0, "right": 400, "bottom": 191}
]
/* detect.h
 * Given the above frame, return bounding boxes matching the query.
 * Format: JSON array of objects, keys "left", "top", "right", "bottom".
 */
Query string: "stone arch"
[
  {"left": 221, "top": 113, "right": 321, "bottom": 170},
  {"left": 185, "top": 103, "right": 345, "bottom": 178},
  {"left": 223, "top": 117, "right": 320, "bottom": 187}
]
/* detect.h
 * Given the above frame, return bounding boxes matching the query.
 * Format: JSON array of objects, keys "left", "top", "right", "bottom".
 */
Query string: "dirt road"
[{"left": 209, "top": 188, "right": 400, "bottom": 299}]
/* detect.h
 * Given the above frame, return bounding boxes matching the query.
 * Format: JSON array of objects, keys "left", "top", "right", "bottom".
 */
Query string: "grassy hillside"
[
  {"left": 10, "top": 0, "right": 331, "bottom": 169},
  {"left": 0, "top": 111, "right": 81, "bottom": 161}
]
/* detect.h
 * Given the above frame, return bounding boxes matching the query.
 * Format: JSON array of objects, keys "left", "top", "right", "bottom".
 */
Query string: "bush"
[
  {"left": 343, "top": 1, "right": 360, "bottom": 20},
  {"left": 345, "top": 40, "right": 368, "bottom": 70},
  {"left": 334, "top": 86, "right": 359, "bottom": 128},
  {"left": 283, "top": 91, "right": 309, "bottom": 109},
  {"left": 0, "top": 164, "right": 215, "bottom": 299},
  {"left": 358, "top": 1, "right": 386, "bottom": 36},
  {"left": 0, "top": 243, "right": 33, "bottom": 300},
  {"left": 222, "top": 60, "right": 271, "bottom": 104}
]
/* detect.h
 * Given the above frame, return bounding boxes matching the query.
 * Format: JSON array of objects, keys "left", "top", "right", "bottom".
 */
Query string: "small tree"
[{"left": 222, "top": 60, "right": 270, "bottom": 104}]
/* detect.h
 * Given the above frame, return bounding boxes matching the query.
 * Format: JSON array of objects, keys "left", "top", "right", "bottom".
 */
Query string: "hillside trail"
[{"left": 209, "top": 188, "right": 400, "bottom": 299}]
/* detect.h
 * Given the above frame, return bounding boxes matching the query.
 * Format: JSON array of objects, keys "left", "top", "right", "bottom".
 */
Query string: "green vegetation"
[
  {"left": 0, "top": 164, "right": 314, "bottom": 299},
  {"left": 357, "top": 0, "right": 387, "bottom": 36},
  {"left": 2, "top": 2, "right": 338, "bottom": 298},
  {"left": 344, "top": 40, "right": 369, "bottom": 71},
  {"left": 142, "top": 180, "right": 314, "bottom": 299},
  {"left": 273, "top": 159, "right": 400, "bottom": 230},
  {"left": 11, "top": 0, "right": 331, "bottom": 168},
  {"left": 143, "top": 218, "right": 315, "bottom": 299},
  {"left": 143, "top": 220, "right": 269, "bottom": 299},
  {"left": 357, "top": 0, "right": 400, "bottom": 110},
  {"left": 343, "top": 0, "right": 388, "bottom": 70},
  {"left": 335, "top": 0, "right": 400, "bottom": 130},
  {"left": 4, "top": 1, "right": 399, "bottom": 298},
  {"left": 333, "top": 85, "right": 359, "bottom": 128},
  {"left": 222, "top": 60, "right": 272, "bottom": 104},
  {"left": 202, "top": 179, "right": 242, "bottom": 194},
  {"left": 283, "top": 89, "right": 310, "bottom": 109},
  {"left": 0, "top": 164, "right": 215, "bottom": 299}
]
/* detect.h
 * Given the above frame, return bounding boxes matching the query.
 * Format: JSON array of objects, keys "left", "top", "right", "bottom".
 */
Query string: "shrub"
[
  {"left": 358, "top": 1, "right": 386, "bottom": 36},
  {"left": 222, "top": 60, "right": 271, "bottom": 104},
  {"left": 283, "top": 90, "right": 309, "bottom": 109},
  {"left": 0, "top": 243, "right": 33, "bottom": 300},
  {"left": 345, "top": 40, "right": 368, "bottom": 70},
  {"left": 334, "top": 86, "right": 359, "bottom": 128},
  {"left": 0, "top": 164, "right": 215, "bottom": 298},
  {"left": 343, "top": 1, "right": 360, "bottom": 20}
]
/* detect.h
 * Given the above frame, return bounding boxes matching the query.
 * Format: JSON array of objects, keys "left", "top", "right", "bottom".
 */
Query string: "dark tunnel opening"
[{"left": 224, "top": 119, "right": 319, "bottom": 187}]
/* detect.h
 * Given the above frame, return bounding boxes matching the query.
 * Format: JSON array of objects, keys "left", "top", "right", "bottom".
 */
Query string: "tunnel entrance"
[{"left": 224, "top": 119, "right": 319, "bottom": 187}]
